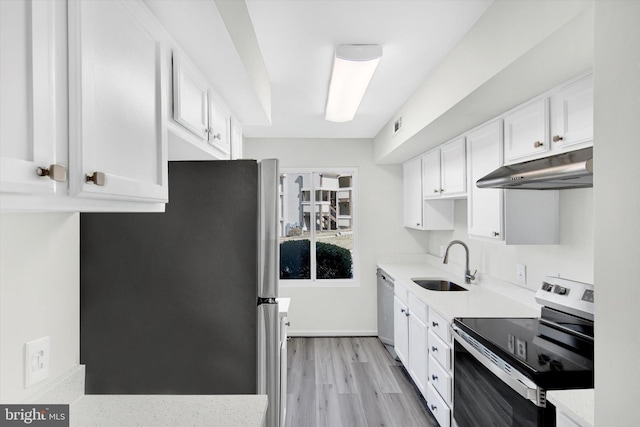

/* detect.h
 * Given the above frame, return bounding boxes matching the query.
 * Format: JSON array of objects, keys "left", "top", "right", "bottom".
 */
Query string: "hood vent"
[{"left": 476, "top": 147, "right": 593, "bottom": 190}]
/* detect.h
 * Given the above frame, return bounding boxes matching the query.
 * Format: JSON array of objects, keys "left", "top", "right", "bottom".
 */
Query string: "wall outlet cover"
[
  {"left": 516, "top": 264, "right": 527, "bottom": 285},
  {"left": 25, "top": 336, "right": 50, "bottom": 388}
]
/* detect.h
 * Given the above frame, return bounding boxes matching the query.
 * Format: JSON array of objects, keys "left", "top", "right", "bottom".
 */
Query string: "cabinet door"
[
  {"left": 68, "top": 0, "right": 168, "bottom": 203},
  {"left": 440, "top": 137, "right": 466, "bottom": 197},
  {"left": 393, "top": 296, "right": 409, "bottom": 367},
  {"left": 467, "top": 120, "right": 503, "bottom": 240},
  {"left": 403, "top": 157, "right": 423, "bottom": 229},
  {"left": 0, "top": 0, "right": 59, "bottom": 195},
  {"left": 550, "top": 75, "right": 593, "bottom": 149},
  {"left": 207, "top": 95, "right": 231, "bottom": 158},
  {"left": 172, "top": 51, "right": 209, "bottom": 141},
  {"left": 503, "top": 98, "right": 549, "bottom": 163},
  {"left": 408, "top": 309, "right": 428, "bottom": 396},
  {"left": 421, "top": 149, "right": 441, "bottom": 199}
]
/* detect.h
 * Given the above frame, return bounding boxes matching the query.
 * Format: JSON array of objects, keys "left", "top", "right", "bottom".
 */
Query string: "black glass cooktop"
[{"left": 454, "top": 317, "right": 594, "bottom": 390}]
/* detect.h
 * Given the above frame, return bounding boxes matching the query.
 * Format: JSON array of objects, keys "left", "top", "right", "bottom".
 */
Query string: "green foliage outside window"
[{"left": 280, "top": 239, "right": 353, "bottom": 280}]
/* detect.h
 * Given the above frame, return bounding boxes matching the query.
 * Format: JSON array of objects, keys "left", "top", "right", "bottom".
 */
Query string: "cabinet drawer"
[
  {"left": 428, "top": 329, "right": 451, "bottom": 370},
  {"left": 428, "top": 308, "right": 450, "bottom": 342},
  {"left": 408, "top": 293, "right": 428, "bottom": 324},
  {"left": 395, "top": 281, "right": 409, "bottom": 306},
  {"left": 426, "top": 382, "right": 451, "bottom": 427},
  {"left": 429, "top": 354, "right": 452, "bottom": 404}
]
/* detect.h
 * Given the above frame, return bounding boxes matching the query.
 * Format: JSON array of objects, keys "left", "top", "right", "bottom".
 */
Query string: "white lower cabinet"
[
  {"left": 427, "top": 381, "right": 451, "bottom": 427},
  {"left": 393, "top": 296, "right": 409, "bottom": 367},
  {"left": 393, "top": 283, "right": 454, "bottom": 427}
]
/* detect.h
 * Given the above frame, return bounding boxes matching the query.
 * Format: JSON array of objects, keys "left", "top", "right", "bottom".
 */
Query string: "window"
[{"left": 279, "top": 168, "right": 357, "bottom": 285}]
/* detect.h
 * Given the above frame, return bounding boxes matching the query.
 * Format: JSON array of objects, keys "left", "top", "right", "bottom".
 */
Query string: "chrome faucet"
[{"left": 442, "top": 240, "right": 477, "bottom": 284}]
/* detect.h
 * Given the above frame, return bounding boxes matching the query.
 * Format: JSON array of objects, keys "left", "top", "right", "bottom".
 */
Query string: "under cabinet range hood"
[{"left": 476, "top": 147, "right": 593, "bottom": 190}]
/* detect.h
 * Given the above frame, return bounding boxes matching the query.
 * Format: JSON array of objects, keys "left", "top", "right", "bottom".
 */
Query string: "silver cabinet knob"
[
  {"left": 492, "top": 231, "right": 500, "bottom": 237},
  {"left": 432, "top": 321, "right": 439, "bottom": 327},
  {"left": 209, "top": 129, "right": 222, "bottom": 140},
  {"left": 553, "top": 135, "right": 564, "bottom": 142},
  {"left": 430, "top": 405, "right": 437, "bottom": 411},
  {"left": 36, "top": 164, "right": 67, "bottom": 182},
  {"left": 416, "top": 223, "right": 421, "bottom": 227},
  {"left": 534, "top": 141, "right": 544, "bottom": 148},
  {"left": 431, "top": 346, "right": 438, "bottom": 352},
  {"left": 434, "top": 189, "right": 439, "bottom": 193},
  {"left": 86, "top": 171, "right": 106, "bottom": 186},
  {"left": 432, "top": 374, "right": 438, "bottom": 381}
]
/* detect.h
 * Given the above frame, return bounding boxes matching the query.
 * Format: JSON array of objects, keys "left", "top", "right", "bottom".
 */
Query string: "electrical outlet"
[
  {"left": 25, "top": 336, "right": 50, "bottom": 387},
  {"left": 516, "top": 264, "right": 527, "bottom": 285}
]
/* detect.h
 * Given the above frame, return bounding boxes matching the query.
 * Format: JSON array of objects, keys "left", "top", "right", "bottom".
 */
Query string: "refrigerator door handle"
[{"left": 258, "top": 302, "right": 280, "bottom": 427}]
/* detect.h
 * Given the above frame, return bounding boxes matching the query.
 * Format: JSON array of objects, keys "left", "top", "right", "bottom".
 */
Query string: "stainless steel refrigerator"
[{"left": 80, "top": 159, "right": 280, "bottom": 427}]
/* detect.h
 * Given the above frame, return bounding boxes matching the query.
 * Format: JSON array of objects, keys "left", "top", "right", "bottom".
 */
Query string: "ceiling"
[{"left": 146, "top": 0, "right": 493, "bottom": 140}]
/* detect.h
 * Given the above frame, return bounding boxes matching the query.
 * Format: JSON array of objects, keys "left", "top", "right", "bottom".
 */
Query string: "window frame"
[{"left": 279, "top": 167, "right": 359, "bottom": 288}]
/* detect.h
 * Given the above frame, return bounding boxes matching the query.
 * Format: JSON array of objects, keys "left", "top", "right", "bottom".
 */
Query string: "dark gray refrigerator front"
[{"left": 80, "top": 160, "right": 280, "bottom": 425}]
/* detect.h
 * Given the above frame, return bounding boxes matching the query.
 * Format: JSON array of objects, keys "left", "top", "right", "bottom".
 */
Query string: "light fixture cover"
[{"left": 325, "top": 44, "right": 382, "bottom": 123}]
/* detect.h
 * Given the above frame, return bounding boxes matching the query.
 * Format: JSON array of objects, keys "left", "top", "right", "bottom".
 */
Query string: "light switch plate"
[{"left": 25, "top": 336, "right": 50, "bottom": 388}]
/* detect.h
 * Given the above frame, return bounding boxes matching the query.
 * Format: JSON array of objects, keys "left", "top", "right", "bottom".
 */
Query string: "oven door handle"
[{"left": 452, "top": 325, "right": 545, "bottom": 407}]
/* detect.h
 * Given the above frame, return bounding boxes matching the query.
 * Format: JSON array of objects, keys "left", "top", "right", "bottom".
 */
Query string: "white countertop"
[
  {"left": 276, "top": 297, "right": 290, "bottom": 316},
  {"left": 547, "top": 389, "right": 594, "bottom": 427},
  {"left": 378, "top": 255, "right": 541, "bottom": 321},
  {"left": 29, "top": 366, "right": 268, "bottom": 427}
]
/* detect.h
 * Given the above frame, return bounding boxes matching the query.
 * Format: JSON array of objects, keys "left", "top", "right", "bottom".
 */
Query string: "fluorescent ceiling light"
[{"left": 325, "top": 44, "right": 382, "bottom": 123}]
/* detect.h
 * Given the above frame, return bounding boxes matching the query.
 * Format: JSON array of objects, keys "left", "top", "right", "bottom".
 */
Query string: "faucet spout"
[{"left": 442, "top": 240, "right": 476, "bottom": 284}]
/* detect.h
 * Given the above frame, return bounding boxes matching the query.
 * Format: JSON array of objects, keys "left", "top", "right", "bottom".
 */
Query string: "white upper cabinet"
[
  {"left": 550, "top": 74, "right": 593, "bottom": 149},
  {"left": 467, "top": 120, "right": 559, "bottom": 244},
  {"left": 168, "top": 50, "right": 231, "bottom": 161},
  {"left": 466, "top": 120, "right": 504, "bottom": 241},
  {"left": 207, "top": 94, "right": 231, "bottom": 156},
  {"left": 0, "top": 0, "right": 60, "bottom": 195},
  {"left": 403, "top": 157, "right": 454, "bottom": 231},
  {"left": 503, "top": 98, "right": 549, "bottom": 163},
  {"left": 68, "top": 0, "right": 168, "bottom": 203},
  {"left": 172, "top": 51, "right": 210, "bottom": 141},
  {"left": 439, "top": 137, "right": 466, "bottom": 197},
  {"left": 403, "top": 157, "right": 424, "bottom": 229},
  {"left": 422, "top": 137, "right": 466, "bottom": 199},
  {"left": 421, "top": 150, "right": 441, "bottom": 199}
]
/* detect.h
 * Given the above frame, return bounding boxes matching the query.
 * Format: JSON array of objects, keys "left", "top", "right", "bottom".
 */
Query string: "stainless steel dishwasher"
[{"left": 377, "top": 268, "right": 397, "bottom": 359}]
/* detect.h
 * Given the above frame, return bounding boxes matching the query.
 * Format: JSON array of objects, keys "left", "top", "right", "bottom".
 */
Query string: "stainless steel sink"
[{"left": 412, "top": 278, "right": 467, "bottom": 292}]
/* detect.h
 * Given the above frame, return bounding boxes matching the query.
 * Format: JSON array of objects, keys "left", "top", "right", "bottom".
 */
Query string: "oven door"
[{"left": 452, "top": 333, "right": 555, "bottom": 427}]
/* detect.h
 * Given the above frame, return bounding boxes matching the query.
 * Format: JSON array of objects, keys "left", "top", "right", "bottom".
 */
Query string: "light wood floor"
[{"left": 285, "top": 337, "right": 438, "bottom": 427}]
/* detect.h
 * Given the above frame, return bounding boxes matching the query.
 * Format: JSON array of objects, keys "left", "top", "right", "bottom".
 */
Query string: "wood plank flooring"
[{"left": 285, "top": 337, "right": 438, "bottom": 427}]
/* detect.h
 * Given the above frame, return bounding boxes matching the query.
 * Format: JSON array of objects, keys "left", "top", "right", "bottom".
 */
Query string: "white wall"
[
  {"left": 593, "top": 1, "right": 640, "bottom": 424},
  {"left": 427, "top": 190, "right": 594, "bottom": 290},
  {"left": 245, "top": 138, "right": 428, "bottom": 335},
  {"left": 0, "top": 213, "right": 79, "bottom": 402}
]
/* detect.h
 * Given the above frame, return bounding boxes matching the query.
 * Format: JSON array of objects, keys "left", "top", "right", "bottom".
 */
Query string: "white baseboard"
[{"left": 288, "top": 330, "right": 378, "bottom": 337}]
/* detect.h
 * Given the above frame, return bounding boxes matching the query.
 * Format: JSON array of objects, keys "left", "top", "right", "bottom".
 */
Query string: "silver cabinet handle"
[
  {"left": 36, "top": 164, "right": 67, "bottom": 182},
  {"left": 534, "top": 141, "right": 544, "bottom": 148},
  {"left": 400, "top": 308, "right": 406, "bottom": 313},
  {"left": 553, "top": 135, "right": 564, "bottom": 142},
  {"left": 430, "top": 405, "right": 437, "bottom": 411},
  {"left": 492, "top": 231, "right": 500, "bottom": 237},
  {"left": 432, "top": 321, "right": 439, "bottom": 327},
  {"left": 431, "top": 346, "right": 438, "bottom": 352},
  {"left": 433, "top": 189, "right": 439, "bottom": 193},
  {"left": 285, "top": 321, "right": 290, "bottom": 327},
  {"left": 432, "top": 374, "right": 438, "bottom": 381},
  {"left": 86, "top": 171, "right": 106, "bottom": 186}
]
